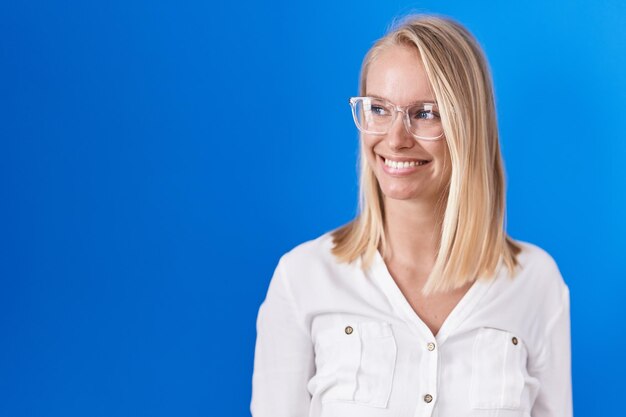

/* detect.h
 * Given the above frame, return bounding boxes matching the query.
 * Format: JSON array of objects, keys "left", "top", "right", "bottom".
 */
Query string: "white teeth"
[{"left": 384, "top": 157, "right": 428, "bottom": 169}]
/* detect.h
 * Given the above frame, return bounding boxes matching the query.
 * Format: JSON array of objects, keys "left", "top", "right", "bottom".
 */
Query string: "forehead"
[{"left": 365, "top": 44, "right": 435, "bottom": 105}]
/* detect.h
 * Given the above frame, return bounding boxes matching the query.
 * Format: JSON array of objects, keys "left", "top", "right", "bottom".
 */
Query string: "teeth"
[{"left": 384, "top": 158, "right": 428, "bottom": 169}]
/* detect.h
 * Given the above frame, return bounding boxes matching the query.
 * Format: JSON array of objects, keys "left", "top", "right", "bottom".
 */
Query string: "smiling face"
[{"left": 362, "top": 44, "right": 452, "bottom": 204}]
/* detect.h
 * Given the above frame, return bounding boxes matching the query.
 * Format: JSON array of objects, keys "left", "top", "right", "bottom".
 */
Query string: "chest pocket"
[
  {"left": 314, "top": 320, "right": 397, "bottom": 408},
  {"left": 470, "top": 327, "right": 527, "bottom": 410}
]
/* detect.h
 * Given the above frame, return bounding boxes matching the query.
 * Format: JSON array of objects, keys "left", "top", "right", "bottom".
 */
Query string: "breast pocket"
[
  {"left": 470, "top": 327, "right": 527, "bottom": 410},
  {"left": 314, "top": 320, "right": 397, "bottom": 408}
]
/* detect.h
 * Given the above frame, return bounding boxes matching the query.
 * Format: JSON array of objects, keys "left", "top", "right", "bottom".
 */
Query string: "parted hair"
[{"left": 331, "top": 14, "right": 522, "bottom": 295}]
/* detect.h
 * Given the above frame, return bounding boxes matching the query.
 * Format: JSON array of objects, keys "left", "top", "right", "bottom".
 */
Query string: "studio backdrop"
[{"left": 1, "top": 0, "right": 625, "bottom": 416}]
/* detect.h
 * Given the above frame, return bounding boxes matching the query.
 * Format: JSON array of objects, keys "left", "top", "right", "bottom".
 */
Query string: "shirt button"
[
  {"left": 345, "top": 326, "right": 354, "bottom": 335},
  {"left": 512, "top": 337, "right": 518, "bottom": 345},
  {"left": 427, "top": 342, "right": 436, "bottom": 351},
  {"left": 424, "top": 394, "right": 433, "bottom": 403}
]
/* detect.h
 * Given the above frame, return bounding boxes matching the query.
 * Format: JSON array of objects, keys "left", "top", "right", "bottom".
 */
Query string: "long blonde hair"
[{"left": 331, "top": 14, "right": 521, "bottom": 295}]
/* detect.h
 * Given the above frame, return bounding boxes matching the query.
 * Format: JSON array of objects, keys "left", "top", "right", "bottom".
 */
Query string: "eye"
[
  {"left": 411, "top": 106, "right": 439, "bottom": 121},
  {"left": 415, "top": 110, "right": 434, "bottom": 120},
  {"left": 370, "top": 104, "right": 390, "bottom": 116}
]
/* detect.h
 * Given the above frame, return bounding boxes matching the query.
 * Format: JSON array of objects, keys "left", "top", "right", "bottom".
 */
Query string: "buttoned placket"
[{"left": 367, "top": 250, "right": 494, "bottom": 417}]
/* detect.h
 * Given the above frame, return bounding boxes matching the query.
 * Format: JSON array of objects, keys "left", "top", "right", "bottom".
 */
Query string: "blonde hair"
[{"left": 331, "top": 14, "right": 522, "bottom": 295}]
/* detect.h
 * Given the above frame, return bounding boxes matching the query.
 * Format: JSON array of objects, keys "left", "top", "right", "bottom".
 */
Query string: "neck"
[{"left": 382, "top": 196, "right": 446, "bottom": 272}]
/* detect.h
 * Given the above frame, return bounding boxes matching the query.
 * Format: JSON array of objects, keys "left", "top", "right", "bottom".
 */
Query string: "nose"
[{"left": 386, "top": 112, "right": 415, "bottom": 151}]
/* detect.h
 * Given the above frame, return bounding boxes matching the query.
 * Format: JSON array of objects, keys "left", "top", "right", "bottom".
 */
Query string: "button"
[
  {"left": 427, "top": 342, "right": 436, "bottom": 351},
  {"left": 424, "top": 394, "right": 433, "bottom": 403},
  {"left": 345, "top": 326, "right": 354, "bottom": 335},
  {"left": 512, "top": 337, "right": 518, "bottom": 345}
]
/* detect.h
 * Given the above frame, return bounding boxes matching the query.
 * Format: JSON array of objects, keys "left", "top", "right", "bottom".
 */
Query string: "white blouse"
[{"left": 251, "top": 232, "right": 572, "bottom": 417}]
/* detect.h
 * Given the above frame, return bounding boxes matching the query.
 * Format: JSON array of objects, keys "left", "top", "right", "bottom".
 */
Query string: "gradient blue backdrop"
[{"left": 2, "top": 1, "right": 624, "bottom": 416}]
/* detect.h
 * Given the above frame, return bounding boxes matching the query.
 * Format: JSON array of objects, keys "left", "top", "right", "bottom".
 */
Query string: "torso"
[
  {"left": 386, "top": 262, "right": 473, "bottom": 336},
  {"left": 254, "top": 233, "right": 571, "bottom": 416}
]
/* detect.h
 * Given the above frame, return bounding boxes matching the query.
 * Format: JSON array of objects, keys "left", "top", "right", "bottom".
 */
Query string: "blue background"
[{"left": 1, "top": 1, "right": 624, "bottom": 415}]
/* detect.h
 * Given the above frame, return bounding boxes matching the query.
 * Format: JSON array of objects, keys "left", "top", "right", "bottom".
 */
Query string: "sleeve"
[
  {"left": 530, "top": 284, "right": 573, "bottom": 417},
  {"left": 250, "top": 258, "right": 315, "bottom": 417}
]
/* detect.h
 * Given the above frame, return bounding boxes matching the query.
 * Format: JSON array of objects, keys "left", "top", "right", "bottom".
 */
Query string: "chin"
[{"left": 380, "top": 187, "right": 422, "bottom": 201}]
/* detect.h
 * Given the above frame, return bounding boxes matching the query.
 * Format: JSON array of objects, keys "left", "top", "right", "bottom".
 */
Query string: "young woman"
[{"left": 251, "top": 14, "right": 572, "bottom": 417}]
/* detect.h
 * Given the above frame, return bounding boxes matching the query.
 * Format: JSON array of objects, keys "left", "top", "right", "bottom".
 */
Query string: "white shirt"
[{"left": 251, "top": 232, "right": 572, "bottom": 417}]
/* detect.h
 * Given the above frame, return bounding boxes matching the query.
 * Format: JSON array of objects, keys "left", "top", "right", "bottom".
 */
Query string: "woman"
[{"left": 251, "top": 14, "right": 572, "bottom": 417}]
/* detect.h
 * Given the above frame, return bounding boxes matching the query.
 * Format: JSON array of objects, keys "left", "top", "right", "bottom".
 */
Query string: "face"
[{"left": 363, "top": 44, "right": 451, "bottom": 204}]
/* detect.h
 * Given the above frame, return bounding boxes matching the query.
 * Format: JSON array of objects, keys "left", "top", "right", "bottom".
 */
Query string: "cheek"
[
  {"left": 439, "top": 144, "right": 453, "bottom": 181},
  {"left": 424, "top": 141, "right": 452, "bottom": 181},
  {"left": 360, "top": 139, "right": 379, "bottom": 166},
  {"left": 430, "top": 141, "right": 450, "bottom": 165}
]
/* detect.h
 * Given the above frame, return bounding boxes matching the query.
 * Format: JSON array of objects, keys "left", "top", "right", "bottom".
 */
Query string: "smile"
[
  {"left": 383, "top": 157, "right": 430, "bottom": 169},
  {"left": 379, "top": 155, "right": 431, "bottom": 176}
]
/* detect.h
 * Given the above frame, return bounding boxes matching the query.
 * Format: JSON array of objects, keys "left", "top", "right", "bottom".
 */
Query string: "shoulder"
[
  {"left": 278, "top": 231, "right": 337, "bottom": 271},
  {"left": 505, "top": 238, "right": 569, "bottom": 309},
  {"left": 514, "top": 240, "right": 559, "bottom": 268},
  {"left": 279, "top": 230, "right": 360, "bottom": 276},
  {"left": 272, "top": 229, "right": 357, "bottom": 295},
  {"left": 513, "top": 240, "right": 566, "bottom": 284}
]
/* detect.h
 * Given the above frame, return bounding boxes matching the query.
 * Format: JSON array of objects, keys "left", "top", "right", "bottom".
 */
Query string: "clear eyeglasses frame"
[{"left": 348, "top": 96, "right": 444, "bottom": 141}]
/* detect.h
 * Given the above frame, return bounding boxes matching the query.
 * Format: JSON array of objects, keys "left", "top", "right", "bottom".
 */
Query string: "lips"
[
  {"left": 377, "top": 154, "right": 432, "bottom": 177},
  {"left": 380, "top": 155, "right": 432, "bottom": 169}
]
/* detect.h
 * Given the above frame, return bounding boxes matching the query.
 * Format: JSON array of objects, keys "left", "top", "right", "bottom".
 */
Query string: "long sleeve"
[
  {"left": 251, "top": 259, "right": 315, "bottom": 417},
  {"left": 530, "top": 285, "right": 573, "bottom": 417}
]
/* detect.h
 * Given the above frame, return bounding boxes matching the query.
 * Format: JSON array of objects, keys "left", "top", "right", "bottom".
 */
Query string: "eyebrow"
[{"left": 367, "top": 93, "right": 438, "bottom": 105}]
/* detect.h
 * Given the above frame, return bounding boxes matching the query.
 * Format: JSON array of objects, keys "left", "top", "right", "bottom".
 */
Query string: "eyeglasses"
[{"left": 349, "top": 96, "right": 444, "bottom": 141}]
